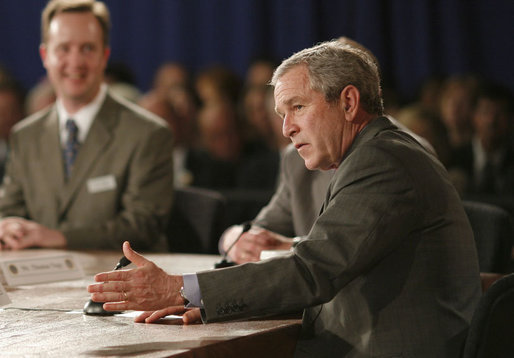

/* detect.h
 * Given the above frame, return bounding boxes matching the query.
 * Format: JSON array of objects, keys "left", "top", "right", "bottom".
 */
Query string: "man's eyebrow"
[{"left": 279, "top": 95, "right": 302, "bottom": 109}]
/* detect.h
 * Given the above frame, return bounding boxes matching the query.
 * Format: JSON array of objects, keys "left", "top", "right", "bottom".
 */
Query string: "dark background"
[{"left": 1, "top": 0, "right": 513, "bottom": 102}]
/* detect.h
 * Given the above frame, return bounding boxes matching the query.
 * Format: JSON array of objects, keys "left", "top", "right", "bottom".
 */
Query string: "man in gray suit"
[
  {"left": 0, "top": 0, "right": 173, "bottom": 251},
  {"left": 218, "top": 37, "right": 436, "bottom": 265},
  {"left": 90, "top": 40, "right": 481, "bottom": 357}
]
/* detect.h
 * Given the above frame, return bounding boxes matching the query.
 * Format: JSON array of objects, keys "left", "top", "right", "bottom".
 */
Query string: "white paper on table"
[{"left": 115, "top": 311, "right": 183, "bottom": 320}]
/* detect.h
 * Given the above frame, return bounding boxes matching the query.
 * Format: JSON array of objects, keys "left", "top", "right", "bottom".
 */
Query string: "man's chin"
[{"left": 302, "top": 159, "right": 319, "bottom": 171}]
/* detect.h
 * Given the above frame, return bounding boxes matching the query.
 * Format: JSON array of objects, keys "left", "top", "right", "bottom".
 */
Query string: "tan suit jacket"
[
  {"left": 0, "top": 91, "right": 174, "bottom": 250},
  {"left": 198, "top": 117, "right": 481, "bottom": 357}
]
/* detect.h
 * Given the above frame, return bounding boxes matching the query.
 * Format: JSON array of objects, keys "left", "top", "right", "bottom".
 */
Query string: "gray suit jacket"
[
  {"left": 0, "top": 91, "right": 174, "bottom": 250},
  {"left": 253, "top": 115, "right": 434, "bottom": 239},
  {"left": 253, "top": 143, "right": 333, "bottom": 237},
  {"left": 198, "top": 117, "right": 481, "bottom": 357}
]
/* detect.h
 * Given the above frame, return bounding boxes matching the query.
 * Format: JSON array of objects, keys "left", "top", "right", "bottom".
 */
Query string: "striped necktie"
[{"left": 64, "top": 119, "right": 80, "bottom": 178}]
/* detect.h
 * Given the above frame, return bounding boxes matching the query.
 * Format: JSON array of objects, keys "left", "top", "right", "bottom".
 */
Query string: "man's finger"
[
  {"left": 1, "top": 234, "right": 23, "bottom": 250},
  {"left": 134, "top": 311, "right": 153, "bottom": 323},
  {"left": 182, "top": 308, "right": 202, "bottom": 324},
  {"left": 92, "top": 270, "right": 127, "bottom": 283},
  {"left": 87, "top": 281, "right": 126, "bottom": 293},
  {"left": 102, "top": 301, "right": 129, "bottom": 311},
  {"left": 144, "top": 309, "right": 172, "bottom": 323},
  {"left": 122, "top": 241, "right": 148, "bottom": 267}
]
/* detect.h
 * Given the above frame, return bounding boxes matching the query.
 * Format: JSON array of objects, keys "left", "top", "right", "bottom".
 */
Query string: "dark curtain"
[{"left": 1, "top": 0, "right": 513, "bottom": 101}]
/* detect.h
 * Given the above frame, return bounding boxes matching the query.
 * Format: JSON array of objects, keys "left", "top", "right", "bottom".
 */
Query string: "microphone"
[
  {"left": 214, "top": 221, "right": 252, "bottom": 269},
  {"left": 83, "top": 255, "right": 132, "bottom": 315},
  {"left": 113, "top": 256, "right": 131, "bottom": 270}
]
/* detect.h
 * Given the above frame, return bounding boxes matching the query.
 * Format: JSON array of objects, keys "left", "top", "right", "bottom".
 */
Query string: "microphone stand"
[
  {"left": 214, "top": 221, "right": 252, "bottom": 268},
  {"left": 83, "top": 256, "right": 131, "bottom": 315}
]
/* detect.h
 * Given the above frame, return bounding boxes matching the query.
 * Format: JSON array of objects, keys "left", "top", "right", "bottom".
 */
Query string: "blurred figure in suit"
[
  {"left": 0, "top": 0, "right": 173, "bottom": 251},
  {"left": 451, "top": 81, "right": 514, "bottom": 196}
]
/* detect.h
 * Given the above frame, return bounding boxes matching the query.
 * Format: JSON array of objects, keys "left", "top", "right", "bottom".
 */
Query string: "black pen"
[{"left": 113, "top": 256, "right": 131, "bottom": 270}]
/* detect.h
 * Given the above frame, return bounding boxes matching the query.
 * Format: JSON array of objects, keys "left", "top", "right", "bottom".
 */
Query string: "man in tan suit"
[
  {"left": 0, "top": 0, "right": 173, "bottom": 251},
  {"left": 89, "top": 40, "right": 481, "bottom": 357}
]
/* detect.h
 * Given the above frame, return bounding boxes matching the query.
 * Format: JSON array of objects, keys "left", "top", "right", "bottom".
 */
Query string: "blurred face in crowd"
[
  {"left": 40, "top": 12, "right": 110, "bottom": 113},
  {"left": 199, "top": 105, "right": 242, "bottom": 162},
  {"left": 247, "top": 61, "right": 274, "bottom": 87},
  {"left": 440, "top": 84, "right": 474, "bottom": 131},
  {"left": 473, "top": 98, "right": 511, "bottom": 153},
  {"left": 244, "top": 85, "right": 272, "bottom": 137},
  {"left": 274, "top": 65, "right": 347, "bottom": 170}
]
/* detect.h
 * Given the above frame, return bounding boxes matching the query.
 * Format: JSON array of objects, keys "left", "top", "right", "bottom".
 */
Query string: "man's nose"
[{"left": 282, "top": 114, "right": 297, "bottom": 138}]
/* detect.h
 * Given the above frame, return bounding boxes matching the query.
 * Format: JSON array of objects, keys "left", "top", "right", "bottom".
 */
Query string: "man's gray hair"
[{"left": 271, "top": 39, "right": 384, "bottom": 115}]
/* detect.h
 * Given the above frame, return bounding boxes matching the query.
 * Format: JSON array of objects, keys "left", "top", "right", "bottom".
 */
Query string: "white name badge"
[
  {"left": 0, "top": 283, "right": 11, "bottom": 306},
  {"left": 87, "top": 175, "right": 117, "bottom": 193},
  {"left": 0, "top": 254, "right": 84, "bottom": 286},
  {"left": 260, "top": 250, "right": 291, "bottom": 260}
]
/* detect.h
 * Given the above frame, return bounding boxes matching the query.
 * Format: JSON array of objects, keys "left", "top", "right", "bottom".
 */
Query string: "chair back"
[
  {"left": 461, "top": 273, "right": 514, "bottom": 358},
  {"left": 463, "top": 200, "right": 513, "bottom": 273},
  {"left": 167, "top": 186, "right": 226, "bottom": 254}
]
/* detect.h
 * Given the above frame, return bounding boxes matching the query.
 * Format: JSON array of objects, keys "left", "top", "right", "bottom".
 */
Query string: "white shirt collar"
[{"left": 57, "top": 83, "right": 108, "bottom": 146}]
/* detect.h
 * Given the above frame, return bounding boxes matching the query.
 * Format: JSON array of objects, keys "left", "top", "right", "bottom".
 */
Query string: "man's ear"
[{"left": 340, "top": 85, "right": 360, "bottom": 122}]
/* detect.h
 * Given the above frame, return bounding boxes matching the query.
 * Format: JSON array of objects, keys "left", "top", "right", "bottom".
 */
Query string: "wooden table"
[{"left": 0, "top": 250, "right": 301, "bottom": 357}]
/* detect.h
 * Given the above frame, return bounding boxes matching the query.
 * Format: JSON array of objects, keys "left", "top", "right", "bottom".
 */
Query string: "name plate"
[
  {"left": 0, "top": 283, "right": 10, "bottom": 306},
  {"left": 0, "top": 254, "right": 84, "bottom": 286}
]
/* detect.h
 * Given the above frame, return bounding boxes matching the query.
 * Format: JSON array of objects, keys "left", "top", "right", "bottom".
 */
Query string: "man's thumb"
[{"left": 122, "top": 241, "right": 147, "bottom": 267}]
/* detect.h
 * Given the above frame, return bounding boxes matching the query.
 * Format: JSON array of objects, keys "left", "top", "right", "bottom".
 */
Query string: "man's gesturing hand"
[{"left": 87, "top": 241, "right": 184, "bottom": 312}]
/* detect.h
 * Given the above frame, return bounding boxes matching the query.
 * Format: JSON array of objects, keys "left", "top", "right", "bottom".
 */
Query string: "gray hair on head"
[{"left": 271, "top": 39, "right": 384, "bottom": 115}]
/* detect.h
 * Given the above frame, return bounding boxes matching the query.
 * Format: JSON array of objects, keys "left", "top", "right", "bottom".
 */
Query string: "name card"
[
  {"left": 0, "top": 254, "right": 84, "bottom": 286},
  {"left": 260, "top": 250, "right": 291, "bottom": 260},
  {"left": 0, "top": 283, "right": 10, "bottom": 306},
  {"left": 87, "top": 175, "right": 116, "bottom": 193}
]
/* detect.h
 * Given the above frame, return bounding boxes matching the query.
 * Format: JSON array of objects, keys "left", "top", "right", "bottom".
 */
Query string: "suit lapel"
[
  {"left": 40, "top": 108, "right": 66, "bottom": 202},
  {"left": 319, "top": 116, "right": 395, "bottom": 215},
  {"left": 58, "top": 94, "right": 118, "bottom": 216}
]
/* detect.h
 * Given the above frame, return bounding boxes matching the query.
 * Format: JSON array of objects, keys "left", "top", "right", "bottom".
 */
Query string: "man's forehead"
[
  {"left": 274, "top": 66, "right": 309, "bottom": 94},
  {"left": 48, "top": 12, "right": 102, "bottom": 38}
]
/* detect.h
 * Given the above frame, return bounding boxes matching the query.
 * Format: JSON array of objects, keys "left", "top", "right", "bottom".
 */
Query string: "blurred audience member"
[
  {"left": 105, "top": 62, "right": 141, "bottom": 102},
  {"left": 451, "top": 81, "right": 514, "bottom": 196},
  {"left": 25, "top": 76, "right": 56, "bottom": 115},
  {"left": 0, "top": 80, "right": 25, "bottom": 179},
  {"left": 138, "top": 91, "right": 193, "bottom": 187},
  {"left": 246, "top": 58, "right": 275, "bottom": 88},
  {"left": 186, "top": 102, "right": 242, "bottom": 188},
  {"left": 241, "top": 59, "right": 277, "bottom": 151},
  {"left": 186, "top": 102, "right": 278, "bottom": 190},
  {"left": 151, "top": 62, "right": 197, "bottom": 125},
  {"left": 198, "top": 102, "right": 242, "bottom": 163},
  {"left": 439, "top": 75, "right": 479, "bottom": 150},
  {"left": 397, "top": 104, "right": 452, "bottom": 166},
  {"left": 152, "top": 62, "right": 189, "bottom": 97},
  {"left": 194, "top": 65, "right": 241, "bottom": 108},
  {"left": 418, "top": 74, "right": 446, "bottom": 113}
]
